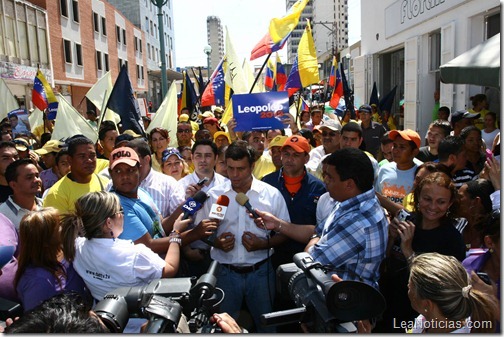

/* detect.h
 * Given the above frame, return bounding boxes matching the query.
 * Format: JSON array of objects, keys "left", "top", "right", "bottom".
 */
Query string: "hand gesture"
[
  {"left": 242, "top": 231, "right": 266, "bottom": 252},
  {"left": 193, "top": 219, "right": 218, "bottom": 239},
  {"left": 185, "top": 183, "right": 202, "bottom": 199},
  {"left": 254, "top": 209, "right": 280, "bottom": 231},
  {"left": 214, "top": 232, "right": 235, "bottom": 252},
  {"left": 173, "top": 213, "right": 192, "bottom": 233},
  {"left": 397, "top": 220, "right": 415, "bottom": 257}
]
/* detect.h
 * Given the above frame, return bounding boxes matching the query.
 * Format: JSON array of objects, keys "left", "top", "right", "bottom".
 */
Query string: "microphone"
[
  {"left": 202, "top": 195, "right": 230, "bottom": 245},
  {"left": 235, "top": 192, "right": 259, "bottom": 219},
  {"left": 181, "top": 190, "right": 208, "bottom": 220}
]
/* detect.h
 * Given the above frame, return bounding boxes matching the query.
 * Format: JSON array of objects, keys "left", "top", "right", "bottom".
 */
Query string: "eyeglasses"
[
  {"left": 111, "top": 207, "right": 124, "bottom": 218},
  {"left": 177, "top": 129, "right": 191, "bottom": 133}
]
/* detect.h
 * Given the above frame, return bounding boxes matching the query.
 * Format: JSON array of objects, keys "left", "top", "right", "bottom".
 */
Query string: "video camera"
[
  {"left": 261, "top": 252, "right": 386, "bottom": 333},
  {"left": 94, "top": 261, "right": 224, "bottom": 333}
]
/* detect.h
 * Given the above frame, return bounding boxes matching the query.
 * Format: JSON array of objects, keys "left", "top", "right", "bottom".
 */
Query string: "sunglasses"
[
  {"left": 322, "top": 132, "right": 338, "bottom": 137},
  {"left": 111, "top": 207, "right": 124, "bottom": 218}
]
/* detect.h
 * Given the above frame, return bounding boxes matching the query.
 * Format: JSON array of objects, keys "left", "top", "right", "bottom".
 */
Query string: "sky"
[{"left": 173, "top": 0, "right": 361, "bottom": 69}]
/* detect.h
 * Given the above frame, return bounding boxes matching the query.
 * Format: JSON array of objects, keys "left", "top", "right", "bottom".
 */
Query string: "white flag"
[
  {"left": 224, "top": 27, "right": 248, "bottom": 94},
  {"left": 28, "top": 107, "right": 43, "bottom": 130},
  {"left": 242, "top": 57, "right": 263, "bottom": 93},
  {"left": 0, "top": 78, "right": 19, "bottom": 120},
  {"left": 85, "top": 71, "right": 119, "bottom": 128},
  {"left": 51, "top": 94, "right": 99, "bottom": 143},
  {"left": 146, "top": 81, "right": 178, "bottom": 147}
]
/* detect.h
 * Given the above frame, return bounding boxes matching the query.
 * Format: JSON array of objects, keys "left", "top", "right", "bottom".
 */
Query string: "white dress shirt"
[
  {"left": 194, "top": 178, "right": 290, "bottom": 266},
  {"left": 140, "top": 169, "right": 185, "bottom": 217}
]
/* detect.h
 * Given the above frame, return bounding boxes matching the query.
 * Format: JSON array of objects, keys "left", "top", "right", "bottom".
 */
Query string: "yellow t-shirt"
[
  {"left": 151, "top": 156, "right": 162, "bottom": 172},
  {"left": 468, "top": 108, "right": 489, "bottom": 130},
  {"left": 43, "top": 174, "right": 109, "bottom": 214},
  {"left": 95, "top": 158, "right": 109, "bottom": 174},
  {"left": 252, "top": 155, "right": 276, "bottom": 180},
  {"left": 32, "top": 124, "right": 48, "bottom": 139}
]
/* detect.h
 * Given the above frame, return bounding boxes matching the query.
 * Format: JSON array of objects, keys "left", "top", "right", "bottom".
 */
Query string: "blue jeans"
[{"left": 216, "top": 260, "right": 276, "bottom": 333}]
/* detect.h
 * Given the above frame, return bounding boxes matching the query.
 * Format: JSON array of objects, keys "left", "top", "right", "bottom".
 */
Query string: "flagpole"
[
  {"left": 295, "top": 92, "right": 302, "bottom": 125},
  {"left": 248, "top": 53, "right": 272, "bottom": 94}
]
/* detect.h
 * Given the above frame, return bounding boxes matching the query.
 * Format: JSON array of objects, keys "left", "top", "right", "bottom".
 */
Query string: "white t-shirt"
[
  {"left": 482, "top": 129, "right": 499, "bottom": 150},
  {"left": 73, "top": 237, "right": 166, "bottom": 301}
]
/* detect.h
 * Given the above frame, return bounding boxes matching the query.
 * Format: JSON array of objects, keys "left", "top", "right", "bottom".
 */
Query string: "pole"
[
  {"left": 206, "top": 54, "right": 211, "bottom": 81},
  {"left": 152, "top": 0, "right": 168, "bottom": 98},
  {"left": 248, "top": 53, "right": 272, "bottom": 94}
]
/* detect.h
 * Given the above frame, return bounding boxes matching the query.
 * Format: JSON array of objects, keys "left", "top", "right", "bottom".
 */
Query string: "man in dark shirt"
[{"left": 359, "top": 104, "right": 386, "bottom": 158}]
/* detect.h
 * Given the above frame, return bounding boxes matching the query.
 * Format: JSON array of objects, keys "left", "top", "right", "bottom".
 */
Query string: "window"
[
  {"left": 154, "top": 24, "right": 157, "bottom": 39},
  {"left": 429, "top": 31, "right": 441, "bottom": 71},
  {"left": 104, "top": 53, "right": 109, "bottom": 71},
  {"left": 116, "top": 25, "right": 121, "bottom": 43},
  {"left": 60, "top": 0, "right": 68, "bottom": 17},
  {"left": 122, "top": 29, "right": 126, "bottom": 45},
  {"left": 168, "top": 17, "right": 171, "bottom": 29},
  {"left": 63, "top": 39, "right": 72, "bottom": 63},
  {"left": 72, "top": 0, "right": 79, "bottom": 23},
  {"left": 141, "top": 66, "right": 144, "bottom": 80},
  {"left": 169, "top": 37, "right": 173, "bottom": 50},
  {"left": 101, "top": 17, "right": 107, "bottom": 36},
  {"left": 96, "top": 50, "right": 102, "bottom": 70},
  {"left": 150, "top": 21, "right": 153, "bottom": 36},
  {"left": 147, "top": 43, "right": 151, "bottom": 58},
  {"left": 145, "top": 16, "right": 149, "bottom": 32},
  {"left": 134, "top": 37, "right": 138, "bottom": 51},
  {"left": 136, "top": 64, "right": 140, "bottom": 80},
  {"left": 93, "top": 13, "right": 99, "bottom": 32},
  {"left": 124, "top": 60, "right": 128, "bottom": 70},
  {"left": 139, "top": 39, "right": 142, "bottom": 53},
  {"left": 118, "top": 58, "right": 122, "bottom": 69},
  {"left": 76, "top": 43, "right": 83, "bottom": 66}
]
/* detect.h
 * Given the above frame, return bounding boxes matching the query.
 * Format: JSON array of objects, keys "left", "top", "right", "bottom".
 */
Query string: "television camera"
[
  {"left": 94, "top": 261, "right": 224, "bottom": 333},
  {"left": 261, "top": 252, "right": 386, "bottom": 333}
]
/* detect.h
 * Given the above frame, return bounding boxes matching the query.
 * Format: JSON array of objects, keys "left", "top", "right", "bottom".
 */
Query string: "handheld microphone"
[
  {"left": 203, "top": 195, "right": 230, "bottom": 245},
  {"left": 182, "top": 190, "right": 208, "bottom": 220},
  {"left": 235, "top": 192, "right": 259, "bottom": 219},
  {"left": 197, "top": 176, "right": 209, "bottom": 186}
]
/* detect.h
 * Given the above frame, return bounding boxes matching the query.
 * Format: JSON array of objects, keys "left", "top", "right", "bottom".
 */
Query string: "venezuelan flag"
[
  {"left": 250, "top": 0, "right": 309, "bottom": 60},
  {"left": 285, "top": 20, "right": 320, "bottom": 96},
  {"left": 32, "top": 70, "right": 58, "bottom": 119},
  {"left": 275, "top": 54, "right": 287, "bottom": 91},
  {"left": 264, "top": 58, "right": 276, "bottom": 90},
  {"left": 329, "top": 67, "right": 344, "bottom": 109},
  {"left": 328, "top": 56, "right": 337, "bottom": 88},
  {"left": 201, "top": 58, "right": 225, "bottom": 107}
]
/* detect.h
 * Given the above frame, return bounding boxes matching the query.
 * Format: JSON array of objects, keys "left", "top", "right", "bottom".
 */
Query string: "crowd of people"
[{"left": 0, "top": 96, "right": 500, "bottom": 333}]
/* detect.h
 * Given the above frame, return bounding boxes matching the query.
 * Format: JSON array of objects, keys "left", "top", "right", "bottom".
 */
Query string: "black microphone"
[
  {"left": 235, "top": 192, "right": 259, "bottom": 219},
  {"left": 181, "top": 190, "right": 208, "bottom": 220}
]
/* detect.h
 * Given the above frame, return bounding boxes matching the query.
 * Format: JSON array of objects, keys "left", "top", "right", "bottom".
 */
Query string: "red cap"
[
  {"left": 109, "top": 147, "right": 140, "bottom": 169},
  {"left": 203, "top": 117, "right": 218, "bottom": 125}
]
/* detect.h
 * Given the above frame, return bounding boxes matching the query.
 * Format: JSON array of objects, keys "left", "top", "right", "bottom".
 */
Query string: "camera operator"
[{"left": 255, "top": 148, "right": 388, "bottom": 289}]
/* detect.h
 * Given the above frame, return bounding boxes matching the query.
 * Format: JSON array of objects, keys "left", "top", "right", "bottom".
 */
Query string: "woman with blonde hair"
[
  {"left": 61, "top": 191, "right": 189, "bottom": 332},
  {"left": 14, "top": 208, "right": 90, "bottom": 312},
  {"left": 149, "top": 127, "right": 170, "bottom": 172},
  {"left": 61, "top": 191, "right": 189, "bottom": 300},
  {"left": 408, "top": 252, "right": 498, "bottom": 333},
  {"left": 161, "top": 148, "right": 190, "bottom": 181}
]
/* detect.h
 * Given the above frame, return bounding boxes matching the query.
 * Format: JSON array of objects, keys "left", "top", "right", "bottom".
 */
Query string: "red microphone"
[{"left": 203, "top": 195, "right": 230, "bottom": 245}]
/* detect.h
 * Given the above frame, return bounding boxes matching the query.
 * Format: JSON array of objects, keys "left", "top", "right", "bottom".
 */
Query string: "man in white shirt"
[
  {"left": 0, "top": 158, "right": 43, "bottom": 230},
  {"left": 194, "top": 140, "right": 290, "bottom": 333},
  {"left": 178, "top": 139, "right": 228, "bottom": 276},
  {"left": 306, "top": 119, "right": 342, "bottom": 174},
  {"left": 126, "top": 138, "right": 185, "bottom": 219}
]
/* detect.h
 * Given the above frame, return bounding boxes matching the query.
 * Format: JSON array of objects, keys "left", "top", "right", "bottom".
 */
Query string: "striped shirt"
[
  {"left": 139, "top": 169, "right": 185, "bottom": 217},
  {"left": 309, "top": 188, "right": 388, "bottom": 289}
]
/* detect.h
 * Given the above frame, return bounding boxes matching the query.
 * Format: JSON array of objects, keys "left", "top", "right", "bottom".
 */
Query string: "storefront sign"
[
  {"left": 0, "top": 62, "right": 52, "bottom": 82},
  {"left": 385, "top": 0, "right": 468, "bottom": 38}
]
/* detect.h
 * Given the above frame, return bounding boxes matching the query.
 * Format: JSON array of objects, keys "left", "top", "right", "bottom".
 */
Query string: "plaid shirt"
[{"left": 309, "top": 188, "right": 388, "bottom": 288}]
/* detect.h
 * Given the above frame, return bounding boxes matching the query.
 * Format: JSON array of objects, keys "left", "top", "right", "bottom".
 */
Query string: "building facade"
[
  {"left": 0, "top": 0, "right": 51, "bottom": 110},
  {"left": 107, "top": 0, "right": 176, "bottom": 109},
  {"left": 355, "top": 0, "right": 500, "bottom": 137},
  {"left": 206, "top": 15, "right": 224, "bottom": 74}
]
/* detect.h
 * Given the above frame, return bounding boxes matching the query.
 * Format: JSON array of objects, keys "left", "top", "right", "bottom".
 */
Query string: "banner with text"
[{"left": 233, "top": 92, "right": 289, "bottom": 131}]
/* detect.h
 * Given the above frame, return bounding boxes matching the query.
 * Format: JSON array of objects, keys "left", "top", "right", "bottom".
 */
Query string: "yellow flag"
[
  {"left": 269, "top": 0, "right": 309, "bottom": 43},
  {"left": 298, "top": 20, "right": 320, "bottom": 87},
  {"left": 146, "top": 81, "right": 178, "bottom": 147}
]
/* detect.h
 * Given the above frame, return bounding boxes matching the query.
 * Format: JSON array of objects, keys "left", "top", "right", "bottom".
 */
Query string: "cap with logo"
[
  {"left": 450, "top": 110, "right": 480, "bottom": 125},
  {"left": 162, "top": 148, "right": 183, "bottom": 162},
  {"left": 358, "top": 104, "right": 372, "bottom": 113},
  {"left": 318, "top": 119, "right": 342, "bottom": 132},
  {"left": 34, "top": 140, "right": 64, "bottom": 155},
  {"left": 281, "top": 135, "right": 311, "bottom": 154},
  {"left": 109, "top": 147, "right": 140, "bottom": 169},
  {"left": 13, "top": 138, "right": 29, "bottom": 152},
  {"left": 268, "top": 135, "right": 288, "bottom": 148}
]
